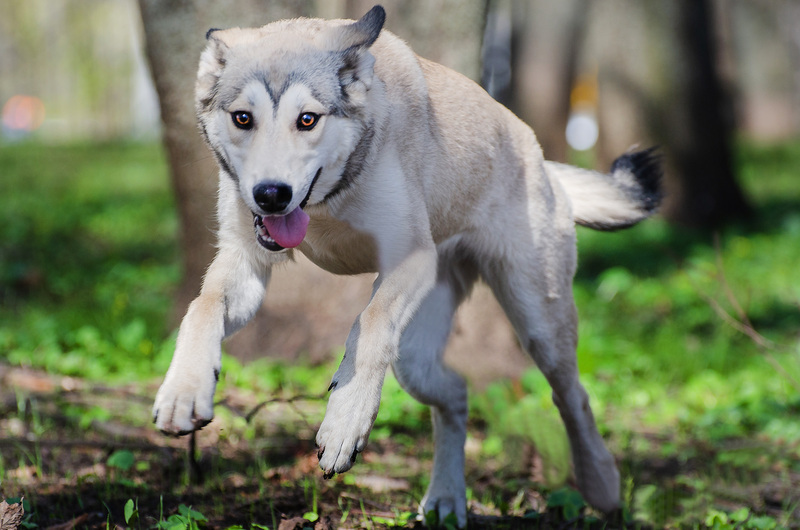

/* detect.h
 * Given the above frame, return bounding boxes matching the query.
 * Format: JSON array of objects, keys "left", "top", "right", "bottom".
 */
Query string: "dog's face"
[{"left": 195, "top": 7, "right": 385, "bottom": 251}]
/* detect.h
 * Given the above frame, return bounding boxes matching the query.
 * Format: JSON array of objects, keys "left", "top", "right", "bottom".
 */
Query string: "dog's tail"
[{"left": 546, "top": 147, "right": 663, "bottom": 231}]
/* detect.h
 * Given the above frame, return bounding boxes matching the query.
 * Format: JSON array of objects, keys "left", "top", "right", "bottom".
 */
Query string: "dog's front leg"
[
  {"left": 153, "top": 249, "right": 269, "bottom": 435},
  {"left": 316, "top": 244, "right": 438, "bottom": 476}
]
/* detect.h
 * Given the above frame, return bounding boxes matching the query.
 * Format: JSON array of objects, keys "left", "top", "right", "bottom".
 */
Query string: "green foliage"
[
  {"left": 703, "top": 507, "right": 778, "bottom": 530},
  {"left": 107, "top": 450, "right": 136, "bottom": 472},
  {"left": 0, "top": 142, "right": 177, "bottom": 383},
  {"left": 423, "top": 509, "right": 459, "bottom": 529},
  {"left": 157, "top": 505, "right": 208, "bottom": 530},
  {"left": 124, "top": 498, "right": 139, "bottom": 527},
  {"left": 545, "top": 487, "right": 586, "bottom": 520},
  {"left": 470, "top": 373, "right": 571, "bottom": 486}
]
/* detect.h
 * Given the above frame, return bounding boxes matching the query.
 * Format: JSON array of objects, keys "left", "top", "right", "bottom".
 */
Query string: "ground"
[
  {"left": 1, "top": 141, "right": 800, "bottom": 529},
  {"left": 2, "top": 360, "right": 799, "bottom": 529}
]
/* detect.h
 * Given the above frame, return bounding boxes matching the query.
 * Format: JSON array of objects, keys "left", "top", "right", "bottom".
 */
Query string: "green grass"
[
  {"left": 1, "top": 140, "right": 799, "bottom": 528},
  {"left": 0, "top": 142, "right": 179, "bottom": 381}
]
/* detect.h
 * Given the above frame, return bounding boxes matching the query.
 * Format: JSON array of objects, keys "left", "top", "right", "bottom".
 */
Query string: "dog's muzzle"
[{"left": 251, "top": 168, "right": 322, "bottom": 252}]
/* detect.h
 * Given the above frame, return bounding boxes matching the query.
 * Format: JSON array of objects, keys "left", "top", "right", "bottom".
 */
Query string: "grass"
[{"left": 0, "top": 139, "right": 799, "bottom": 528}]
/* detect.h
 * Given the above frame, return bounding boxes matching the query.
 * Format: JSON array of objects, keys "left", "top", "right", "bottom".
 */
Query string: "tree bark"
[
  {"left": 663, "top": 0, "right": 752, "bottom": 227},
  {"left": 137, "top": 0, "right": 314, "bottom": 324}
]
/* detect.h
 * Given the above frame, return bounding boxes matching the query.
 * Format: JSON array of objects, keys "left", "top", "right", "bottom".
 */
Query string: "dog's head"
[{"left": 195, "top": 6, "right": 385, "bottom": 251}]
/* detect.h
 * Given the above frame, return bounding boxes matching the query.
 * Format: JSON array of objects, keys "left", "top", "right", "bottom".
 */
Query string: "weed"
[
  {"left": 156, "top": 505, "right": 208, "bottom": 530},
  {"left": 124, "top": 498, "right": 139, "bottom": 528}
]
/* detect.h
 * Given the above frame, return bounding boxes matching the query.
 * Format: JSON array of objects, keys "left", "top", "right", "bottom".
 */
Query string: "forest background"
[{"left": 1, "top": 1, "right": 799, "bottom": 528}]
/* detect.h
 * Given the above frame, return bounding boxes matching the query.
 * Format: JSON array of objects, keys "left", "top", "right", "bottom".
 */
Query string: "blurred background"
[
  {"left": 1, "top": 1, "right": 800, "bottom": 527},
  {"left": 4, "top": 0, "right": 798, "bottom": 384}
]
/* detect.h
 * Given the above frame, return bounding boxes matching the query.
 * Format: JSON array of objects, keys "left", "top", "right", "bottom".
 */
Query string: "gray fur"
[{"left": 154, "top": 7, "right": 661, "bottom": 527}]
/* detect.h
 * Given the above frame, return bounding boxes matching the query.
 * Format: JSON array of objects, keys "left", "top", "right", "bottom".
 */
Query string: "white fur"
[{"left": 153, "top": 7, "right": 660, "bottom": 527}]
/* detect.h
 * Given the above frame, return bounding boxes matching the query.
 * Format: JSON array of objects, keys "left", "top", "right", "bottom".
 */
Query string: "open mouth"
[
  {"left": 253, "top": 214, "right": 285, "bottom": 251},
  {"left": 252, "top": 168, "right": 321, "bottom": 252}
]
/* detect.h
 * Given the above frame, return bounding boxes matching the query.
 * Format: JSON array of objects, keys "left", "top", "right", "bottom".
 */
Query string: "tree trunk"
[
  {"left": 663, "top": 0, "right": 751, "bottom": 227},
  {"left": 137, "top": 0, "right": 314, "bottom": 324},
  {"left": 509, "top": 0, "right": 590, "bottom": 162},
  {"left": 345, "top": 0, "right": 488, "bottom": 81},
  {"left": 586, "top": 0, "right": 751, "bottom": 229}
]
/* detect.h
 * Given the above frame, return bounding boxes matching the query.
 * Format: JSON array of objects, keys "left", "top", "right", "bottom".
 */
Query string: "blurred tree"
[
  {"left": 663, "top": 0, "right": 752, "bottom": 227},
  {"left": 508, "top": 0, "right": 589, "bottom": 162},
  {"left": 586, "top": 0, "right": 752, "bottom": 229},
  {"left": 137, "top": 0, "right": 314, "bottom": 324},
  {"left": 345, "top": 0, "right": 488, "bottom": 82}
]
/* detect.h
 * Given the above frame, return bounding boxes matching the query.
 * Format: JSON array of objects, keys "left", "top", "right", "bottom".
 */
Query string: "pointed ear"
[
  {"left": 338, "top": 5, "right": 385, "bottom": 50},
  {"left": 335, "top": 6, "right": 385, "bottom": 91},
  {"left": 196, "top": 30, "right": 229, "bottom": 110}
]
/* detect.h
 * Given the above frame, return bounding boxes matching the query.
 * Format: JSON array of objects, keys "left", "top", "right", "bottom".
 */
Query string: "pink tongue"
[{"left": 262, "top": 207, "right": 310, "bottom": 248}]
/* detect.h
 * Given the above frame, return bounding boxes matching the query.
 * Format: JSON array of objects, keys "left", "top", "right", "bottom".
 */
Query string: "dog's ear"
[
  {"left": 196, "top": 30, "right": 230, "bottom": 111},
  {"left": 339, "top": 5, "right": 385, "bottom": 50},
  {"left": 334, "top": 6, "right": 385, "bottom": 92}
]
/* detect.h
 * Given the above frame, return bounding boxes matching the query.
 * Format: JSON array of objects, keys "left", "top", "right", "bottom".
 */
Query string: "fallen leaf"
[
  {"left": 0, "top": 498, "right": 24, "bottom": 530},
  {"left": 277, "top": 516, "right": 309, "bottom": 530}
]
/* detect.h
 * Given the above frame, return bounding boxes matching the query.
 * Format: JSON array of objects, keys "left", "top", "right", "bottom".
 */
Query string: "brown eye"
[
  {"left": 297, "top": 112, "right": 319, "bottom": 131},
  {"left": 232, "top": 111, "right": 253, "bottom": 129}
]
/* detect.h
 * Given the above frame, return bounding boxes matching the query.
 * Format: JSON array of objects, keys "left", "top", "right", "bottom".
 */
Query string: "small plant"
[
  {"left": 301, "top": 477, "right": 319, "bottom": 523},
  {"left": 546, "top": 487, "right": 586, "bottom": 520},
  {"left": 157, "top": 505, "right": 207, "bottom": 530},
  {"left": 423, "top": 509, "right": 459, "bottom": 530},
  {"left": 124, "top": 498, "right": 139, "bottom": 528},
  {"left": 704, "top": 507, "right": 778, "bottom": 530},
  {"left": 107, "top": 450, "right": 136, "bottom": 472}
]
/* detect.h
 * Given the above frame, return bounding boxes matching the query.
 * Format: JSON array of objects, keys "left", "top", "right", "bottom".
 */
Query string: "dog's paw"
[
  {"left": 420, "top": 481, "right": 468, "bottom": 528},
  {"left": 315, "top": 379, "right": 379, "bottom": 477},
  {"left": 152, "top": 365, "right": 218, "bottom": 435}
]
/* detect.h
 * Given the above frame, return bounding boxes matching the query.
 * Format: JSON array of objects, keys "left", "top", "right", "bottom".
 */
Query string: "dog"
[{"left": 152, "top": 6, "right": 661, "bottom": 526}]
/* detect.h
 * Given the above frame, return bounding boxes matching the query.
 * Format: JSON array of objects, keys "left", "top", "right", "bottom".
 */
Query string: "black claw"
[
  {"left": 213, "top": 368, "right": 220, "bottom": 382},
  {"left": 192, "top": 417, "right": 212, "bottom": 430},
  {"left": 328, "top": 380, "right": 338, "bottom": 392},
  {"left": 350, "top": 448, "right": 359, "bottom": 464},
  {"left": 323, "top": 470, "right": 335, "bottom": 480},
  {"left": 317, "top": 447, "right": 325, "bottom": 460}
]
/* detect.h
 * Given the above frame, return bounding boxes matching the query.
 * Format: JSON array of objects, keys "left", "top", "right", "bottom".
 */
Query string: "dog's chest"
[{"left": 297, "top": 215, "right": 379, "bottom": 276}]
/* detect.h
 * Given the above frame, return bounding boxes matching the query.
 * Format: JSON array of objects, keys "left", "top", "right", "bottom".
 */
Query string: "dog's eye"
[
  {"left": 232, "top": 111, "right": 253, "bottom": 130},
  {"left": 297, "top": 112, "right": 319, "bottom": 131}
]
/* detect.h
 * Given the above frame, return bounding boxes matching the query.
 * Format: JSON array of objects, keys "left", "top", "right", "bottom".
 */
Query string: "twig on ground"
[{"left": 215, "top": 392, "right": 325, "bottom": 427}]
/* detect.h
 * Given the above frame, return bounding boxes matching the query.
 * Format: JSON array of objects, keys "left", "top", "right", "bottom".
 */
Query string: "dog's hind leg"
[
  {"left": 482, "top": 243, "right": 621, "bottom": 513},
  {"left": 392, "top": 259, "right": 478, "bottom": 528}
]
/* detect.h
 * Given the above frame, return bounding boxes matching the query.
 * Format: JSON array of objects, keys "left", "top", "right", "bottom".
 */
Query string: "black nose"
[{"left": 253, "top": 182, "right": 292, "bottom": 213}]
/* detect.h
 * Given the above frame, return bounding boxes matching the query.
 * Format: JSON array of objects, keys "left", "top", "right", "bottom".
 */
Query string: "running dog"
[{"left": 153, "top": 6, "right": 661, "bottom": 526}]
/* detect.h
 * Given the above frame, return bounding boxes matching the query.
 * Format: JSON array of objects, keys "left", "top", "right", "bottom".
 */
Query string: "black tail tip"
[{"left": 610, "top": 146, "right": 663, "bottom": 211}]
